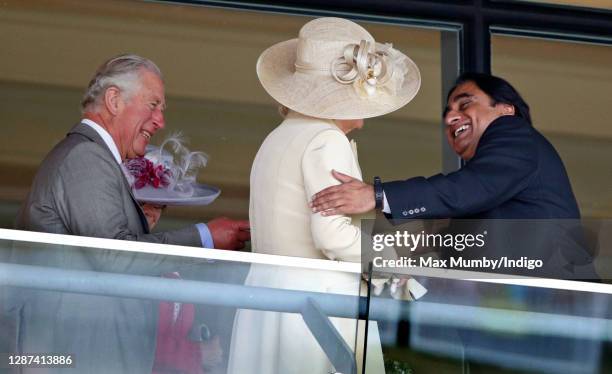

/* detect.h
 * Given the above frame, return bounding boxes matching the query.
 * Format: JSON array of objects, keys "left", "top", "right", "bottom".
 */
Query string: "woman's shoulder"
[
  {"left": 281, "top": 115, "right": 345, "bottom": 143},
  {"left": 305, "top": 125, "right": 349, "bottom": 150}
]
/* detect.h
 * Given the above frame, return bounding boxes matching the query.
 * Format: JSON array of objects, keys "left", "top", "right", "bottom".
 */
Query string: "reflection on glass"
[
  {"left": 363, "top": 217, "right": 611, "bottom": 373},
  {"left": 367, "top": 270, "right": 612, "bottom": 374},
  {"left": 0, "top": 236, "right": 365, "bottom": 373}
]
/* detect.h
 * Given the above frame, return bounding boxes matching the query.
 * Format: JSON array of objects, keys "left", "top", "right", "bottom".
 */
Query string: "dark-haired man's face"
[{"left": 444, "top": 81, "right": 514, "bottom": 161}]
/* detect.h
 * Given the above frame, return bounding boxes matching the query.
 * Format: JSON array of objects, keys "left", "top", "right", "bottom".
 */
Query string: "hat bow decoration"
[
  {"left": 331, "top": 40, "right": 409, "bottom": 98},
  {"left": 256, "top": 17, "right": 421, "bottom": 119}
]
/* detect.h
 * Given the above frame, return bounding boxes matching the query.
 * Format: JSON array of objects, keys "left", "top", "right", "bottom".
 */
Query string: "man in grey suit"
[
  {"left": 17, "top": 54, "right": 249, "bottom": 248},
  {"left": 6, "top": 54, "right": 250, "bottom": 373}
]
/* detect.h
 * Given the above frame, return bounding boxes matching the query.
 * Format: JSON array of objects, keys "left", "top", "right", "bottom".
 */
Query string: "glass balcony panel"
[
  {"left": 0, "top": 231, "right": 365, "bottom": 373},
  {"left": 0, "top": 0, "right": 445, "bottom": 232},
  {"left": 366, "top": 270, "right": 612, "bottom": 373}
]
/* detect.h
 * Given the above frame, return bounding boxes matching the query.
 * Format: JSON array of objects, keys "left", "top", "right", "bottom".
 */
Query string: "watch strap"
[{"left": 373, "top": 176, "right": 383, "bottom": 210}]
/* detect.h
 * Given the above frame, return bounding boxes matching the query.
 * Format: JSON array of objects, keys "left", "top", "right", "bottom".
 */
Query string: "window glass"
[
  {"left": 0, "top": 234, "right": 364, "bottom": 373},
  {"left": 492, "top": 34, "right": 612, "bottom": 218},
  {"left": 0, "top": 0, "right": 443, "bottom": 229},
  {"left": 510, "top": 0, "right": 612, "bottom": 10},
  {"left": 366, "top": 267, "right": 612, "bottom": 373}
]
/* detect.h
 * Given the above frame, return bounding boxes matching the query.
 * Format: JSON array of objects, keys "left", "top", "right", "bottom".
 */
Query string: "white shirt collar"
[{"left": 81, "top": 119, "right": 122, "bottom": 165}]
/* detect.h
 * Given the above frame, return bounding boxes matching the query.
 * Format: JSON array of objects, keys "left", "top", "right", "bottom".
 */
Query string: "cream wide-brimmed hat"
[{"left": 256, "top": 17, "right": 421, "bottom": 119}]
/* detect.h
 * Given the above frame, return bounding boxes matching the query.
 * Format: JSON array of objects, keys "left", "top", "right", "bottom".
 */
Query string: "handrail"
[
  {"left": 0, "top": 262, "right": 366, "bottom": 318},
  {"left": 1, "top": 262, "right": 611, "bottom": 341},
  {"left": 0, "top": 228, "right": 361, "bottom": 273},
  {"left": 1, "top": 228, "right": 611, "bottom": 294}
]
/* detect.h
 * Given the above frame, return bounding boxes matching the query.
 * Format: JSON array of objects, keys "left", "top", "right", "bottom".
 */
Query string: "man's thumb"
[{"left": 332, "top": 169, "right": 354, "bottom": 183}]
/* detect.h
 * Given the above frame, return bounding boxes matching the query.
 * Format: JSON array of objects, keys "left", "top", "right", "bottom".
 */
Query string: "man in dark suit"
[
  {"left": 311, "top": 73, "right": 596, "bottom": 279},
  {"left": 312, "top": 73, "right": 598, "bottom": 373}
]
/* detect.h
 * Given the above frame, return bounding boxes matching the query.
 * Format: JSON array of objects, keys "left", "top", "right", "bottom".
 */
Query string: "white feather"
[{"left": 153, "top": 132, "right": 210, "bottom": 189}]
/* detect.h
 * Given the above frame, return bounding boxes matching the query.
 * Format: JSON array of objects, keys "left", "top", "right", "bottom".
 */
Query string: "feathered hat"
[{"left": 123, "top": 134, "right": 220, "bottom": 206}]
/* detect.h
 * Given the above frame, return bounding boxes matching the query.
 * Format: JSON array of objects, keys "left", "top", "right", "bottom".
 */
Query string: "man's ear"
[
  {"left": 104, "top": 86, "right": 122, "bottom": 116},
  {"left": 499, "top": 103, "right": 515, "bottom": 116}
]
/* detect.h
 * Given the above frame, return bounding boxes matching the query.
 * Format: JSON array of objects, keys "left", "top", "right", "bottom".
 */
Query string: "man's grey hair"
[{"left": 81, "top": 54, "right": 163, "bottom": 113}]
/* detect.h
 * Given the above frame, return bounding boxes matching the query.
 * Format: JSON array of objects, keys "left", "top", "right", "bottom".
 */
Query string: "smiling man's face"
[
  {"left": 115, "top": 69, "right": 166, "bottom": 160},
  {"left": 444, "top": 81, "right": 513, "bottom": 161}
]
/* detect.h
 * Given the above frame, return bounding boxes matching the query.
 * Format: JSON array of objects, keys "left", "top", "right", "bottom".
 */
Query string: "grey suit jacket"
[
  {"left": 16, "top": 122, "right": 201, "bottom": 247},
  {"left": 6, "top": 123, "right": 203, "bottom": 373}
]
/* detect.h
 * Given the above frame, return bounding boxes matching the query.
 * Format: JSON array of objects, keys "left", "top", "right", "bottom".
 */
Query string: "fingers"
[
  {"left": 208, "top": 217, "right": 249, "bottom": 250},
  {"left": 310, "top": 176, "right": 360, "bottom": 203},
  {"left": 320, "top": 208, "right": 340, "bottom": 216},
  {"left": 233, "top": 240, "right": 246, "bottom": 250},
  {"left": 310, "top": 177, "right": 361, "bottom": 209},
  {"left": 230, "top": 220, "right": 250, "bottom": 248},
  {"left": 237, "top": 229, "right": 251, "bottom": 242},
  {"left": 141, "top": 203, "right": 163, "bottom": 230},
  {"left": 217, "top": 238, "right": 246, "bottom": 251},
  {"left": 310, "top": 186, "right": 342, "bottom": 208},
  {"left": 310, "top": 185, "right": 340, "bottom": 204},
  {"left": 233, "top": 220, "right": 250, "bottom": 230},
  {"left": 312, "top": 196, "right": 345, "bottom": 213},
  {"left": 331, "top": 169, "right": 355, "bottom": 183},
  {"left": 311, "top": 190, "right": 346, "bottom": 212}
]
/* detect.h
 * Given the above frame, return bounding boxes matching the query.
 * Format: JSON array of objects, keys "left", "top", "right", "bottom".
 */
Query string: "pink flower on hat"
[{"left": 125, "top": 157, "right": 173, "bottom": 190}]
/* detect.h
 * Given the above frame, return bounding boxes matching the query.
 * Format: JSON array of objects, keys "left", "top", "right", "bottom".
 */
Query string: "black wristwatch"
[{"left": 373, "top": 176, "right": 383, "bottom": 210}]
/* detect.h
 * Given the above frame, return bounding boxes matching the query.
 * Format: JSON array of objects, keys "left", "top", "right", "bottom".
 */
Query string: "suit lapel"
[{"left": 68, "top": 123, "right": 151, "bottom": 233}]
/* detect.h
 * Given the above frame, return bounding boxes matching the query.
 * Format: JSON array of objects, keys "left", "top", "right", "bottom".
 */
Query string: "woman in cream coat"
[{"left": 228, "top": 17, "right": 421, "bottom": 374}]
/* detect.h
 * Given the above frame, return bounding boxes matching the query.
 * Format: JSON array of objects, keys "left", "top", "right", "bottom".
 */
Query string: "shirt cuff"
[
  {"left": 382, "top": 191, "right": 391, "bottom": 214},
  {"left": 196, "top": 223, "right": 214, "bottom": 248}
]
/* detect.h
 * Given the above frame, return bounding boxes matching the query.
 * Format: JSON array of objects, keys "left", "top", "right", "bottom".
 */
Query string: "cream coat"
[{"left": 228, "top": 112, "right": 384, "bottom": 374}]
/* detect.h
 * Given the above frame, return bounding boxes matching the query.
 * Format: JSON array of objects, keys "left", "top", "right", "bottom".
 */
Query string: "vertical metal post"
[
  {"left": 440, "top": 30, "right": 463, "bottom": 173},
  {"left": 467, "top": 0, "right": 491, "bottom": 74},
  {"left": 361, "top": 261, "right": 373, "bottom": 374},
  {"left": 301, "top": 297, "right": 357, "bottom": 374}
]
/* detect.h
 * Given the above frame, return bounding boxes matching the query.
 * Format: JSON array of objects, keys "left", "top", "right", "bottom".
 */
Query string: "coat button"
[
  {"left": 421, "top": 207, "right": 427, "bottom": 212},
  {"left": 402, "top": 211, "right": 408, "bottom": 216},
  {"left": 409, "top": 209, "right": 414, "bottom": 214},
  {"left": 414, "top": 208, "right": 420, "bottom": 213}
]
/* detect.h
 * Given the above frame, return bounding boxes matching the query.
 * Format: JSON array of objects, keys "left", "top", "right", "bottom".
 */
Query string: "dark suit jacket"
[
  {"left": 5, "top": 123, "right": 203, "bottom": 373},
  {"left": 382, "top": 116, "right": 596, "bottom": 279},
  {"left": 383, "top": 115, "right": 579, "bottom": 220}
]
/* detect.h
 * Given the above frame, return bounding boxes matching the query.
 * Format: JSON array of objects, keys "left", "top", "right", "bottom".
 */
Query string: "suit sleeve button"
[{"left": 402, "top": 211, "right": 408, "bottom": 216}]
